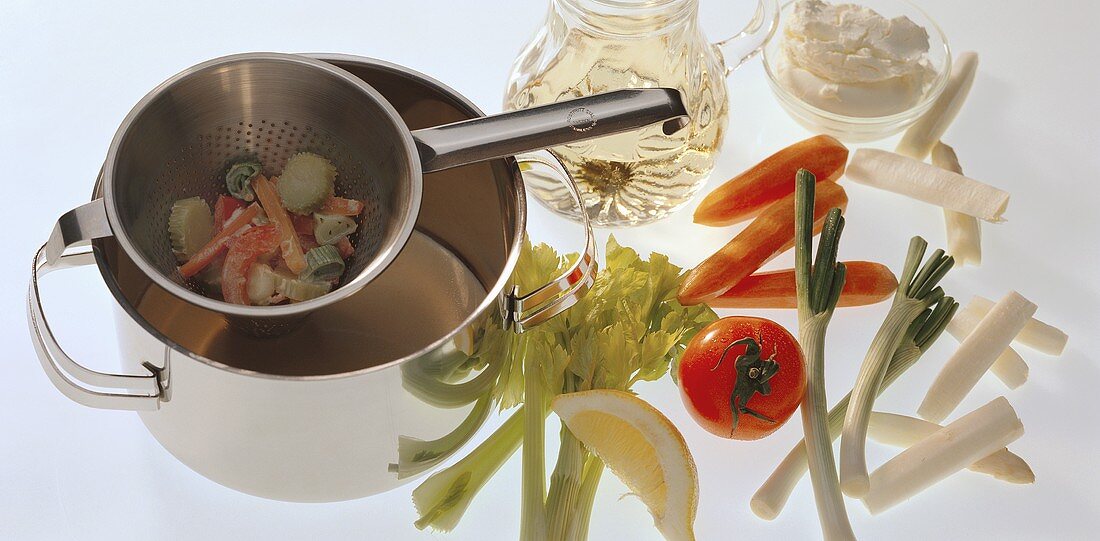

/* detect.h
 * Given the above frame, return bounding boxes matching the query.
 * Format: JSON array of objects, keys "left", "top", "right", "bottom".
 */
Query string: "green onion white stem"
[
  {"left": 846, "top": 148, "right": 1010, "bottom": 222},
  {"left": 919, "top": 291, "right": 1037, "bottom": 423},
  {"left": 840, "top": 237, "right": 954, "bottom": 498},
  {"left": 413, "top": 407, "right": 526, "bottom": 532},
  {"left": 794, "top": 170, "right": 857, "bottom": 541},
  {"left": 967, "top": 295, "right": 1068, "bottom": 355},
  {"left": 932, "top": 142, "right": 982, "bottom": 266},
  {"left": 750, "top": 298, "right": 956, "bottom": 520},
  {"left": 867, "top": 411, "right": 1034, "bottom": 484},
  {"left": 947, "top": 302, "right": 1028, "bottom": 389},
  {"left": 897, "top": 52, "right": 980, "bottom": 160},
  {"left": 863, "top": 397, "right": 1025, "bottom": 514}
]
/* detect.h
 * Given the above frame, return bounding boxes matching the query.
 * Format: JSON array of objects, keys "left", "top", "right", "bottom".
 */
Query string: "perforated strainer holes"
[{"left": 133, "top": 118, "right": 390, "bottom": 300}]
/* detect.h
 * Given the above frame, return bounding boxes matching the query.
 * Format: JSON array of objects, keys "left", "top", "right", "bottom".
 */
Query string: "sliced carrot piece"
[
  {"left": 712, "top": 261, "right": 897, "bottom": 309},
  {"left": 213, "top": 195, "right": 246, "bottom": 233},
  {"left": 221, "top": 224, "right": 280, "bottom": 305},
  {"left": 179, "top": 203, "right": 261, "bottom": 278},
  {"left": 320, "top": 196, "right": 365, "bottom": 216},
  {"left": 252, "top": 174, "right": 307, "bottom": 274},
  {"left": 693, "top": 135, "right": 848, "bottom": 227},
  {"left": 678, "top": 181, "right": 848, "bottom": 305}
]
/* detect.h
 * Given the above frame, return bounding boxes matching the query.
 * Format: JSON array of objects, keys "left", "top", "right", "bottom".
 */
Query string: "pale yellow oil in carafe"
[{"left": 505, "top": 0, "right": 730, "bottom": 227}]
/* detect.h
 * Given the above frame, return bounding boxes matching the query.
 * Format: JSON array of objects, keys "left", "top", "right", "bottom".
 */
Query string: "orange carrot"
[
  {"left": 693, "top": 135, "right": 848, "bottom": 227},
  {"left": 712, "top": 261, "right": 898, "bottom": 309},
  {"left": 320, "top": 196, "right": 365, "bottom": 216},
  {"left": 335, "top": 237, "right": 354, "bottom": 259},
  {"left": 179, "top": 203, "right": 261, "bottom": 278},
  {"left": 678, "top": 181, "right": 848, "bottom": 305},
  {"left": 252, "top": 174, "right": 307, "bottom": 274}
]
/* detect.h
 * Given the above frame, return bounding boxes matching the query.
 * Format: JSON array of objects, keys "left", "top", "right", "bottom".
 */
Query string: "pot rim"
[{"left": 91, "top": 53, "right": 527, "bottom": 382}]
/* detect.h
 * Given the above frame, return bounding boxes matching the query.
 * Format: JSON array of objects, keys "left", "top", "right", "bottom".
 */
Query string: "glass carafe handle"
[{"left": 714, "top": 0, "right": 780, "bottom": 75}]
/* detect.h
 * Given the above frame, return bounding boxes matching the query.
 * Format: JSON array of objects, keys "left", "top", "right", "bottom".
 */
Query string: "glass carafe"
[{"left": 505, "top": 0, "right": 778, "bottom": 227}]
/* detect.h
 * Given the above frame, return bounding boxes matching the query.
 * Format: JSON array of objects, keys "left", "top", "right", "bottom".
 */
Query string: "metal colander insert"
[{"left": 101, "top": 53, "right": 421, "bottom": 325}]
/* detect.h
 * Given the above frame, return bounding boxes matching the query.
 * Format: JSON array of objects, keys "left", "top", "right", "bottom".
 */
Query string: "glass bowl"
[{"left": 762, "top": 0, "right": 951, "bottom": 143}]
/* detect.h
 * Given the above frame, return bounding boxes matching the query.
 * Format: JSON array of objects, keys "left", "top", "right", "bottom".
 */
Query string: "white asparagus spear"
[
  {"left": 863, "top": 397, "right": 1025, "bottom": 514},
  {"left": 969, "top": 295, "right": 1068, "bottom": 355},
  {"left": 932, "top": 143, "right": 982, "bottom": 266},
  {"left": 846, "top": 148, "right": 1010, "bottom": 222},
  {"left": 919, "top": 292, "right": 1036, "bottom": 423},
  {"left": 867, "top": 411, "right": 1034, "bottom": 484},
  {"left": 897, "top": 52, "right": 980, "bottom": 160},
  {"left": 947, "top": 302, "right": 1028, "bottom": 389}
]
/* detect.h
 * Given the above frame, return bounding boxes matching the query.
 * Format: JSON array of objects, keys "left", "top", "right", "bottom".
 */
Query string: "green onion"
[
  {"left": 793, "top": 169, "right": 856, "bottom": 541},
  {"left": 839, "top": 238, "right": 954, "bottom": 498},
  {"left": 750, "top": 296, "right": 957, "bottom": 520},
  {"left": 313, "top": 213, "right": 357, "bottom": 245},
  {"left": 300, "top": 245, "right": 345, "bottom": 282},
  {"left": 225, "top": 161, "right": 261, "bottom": 201}
]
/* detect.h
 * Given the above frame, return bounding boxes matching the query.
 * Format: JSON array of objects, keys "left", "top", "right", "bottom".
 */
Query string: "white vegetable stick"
[
  {"left": 867, "top": 411, "right": 1034, "bottom": 484},
  {"left": 969, "top": 295, "right": 1068, "bottom": 355},
  {"left": 897, "top": 52, "right": 980, "bottom": 160},
  {"left": 946, "top": 302, "right": 1028, "bottom": 390},
  {"left": 863, "top": 397, "right": 1025, "bottom": 514},
  {"left": 932, "top": 143, "right": 982, "bottom": 266},
  {"left": 847, "top": 148, "right": 1010, "bottom": 222},
  {"left": 919, "top": 292, "right": 1036, "bottom": 423}
]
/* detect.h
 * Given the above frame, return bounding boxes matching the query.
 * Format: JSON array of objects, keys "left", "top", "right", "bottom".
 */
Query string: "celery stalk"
[
  {"left": 566, "top": 454, "right": 605, "bottom": 541},
  {"left": 545, "top": 423, "right": 586, "bottom": 540},
  {"left": 794, "top": 170, "right": 857, "bottom": 541},
  {"left": 519, "top": 336, "right": 548, "bottom": 541},
  {"left": 391, "top": 395, "right": 493, "bottom": 479},
  {"left": 413, "top": 408, "right": 525, "bottom": 532}
]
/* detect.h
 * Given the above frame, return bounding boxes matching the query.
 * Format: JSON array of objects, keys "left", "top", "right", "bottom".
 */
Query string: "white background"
[{"left": 2, "top": 0, "right": 1098, "bottom": 539}]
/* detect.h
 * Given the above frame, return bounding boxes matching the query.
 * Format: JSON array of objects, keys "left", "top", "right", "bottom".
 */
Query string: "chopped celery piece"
[
  {"left": 300, "top": 245, "right": 345, "bottom": 282},
  {"left": 313, "top": 213, "right": 357, "bottom": 245},
  {"left": 277, "top": 276, "right": 331, "bottom": 301},
  {"left": 278, "top": 152, "right": 336, "bottom": 214},
  {"left": 225, "top": 161, "right": 261, "bottom": 201},
  {"left": 169, "top": 197, "right": 213, "bottom": 261}
]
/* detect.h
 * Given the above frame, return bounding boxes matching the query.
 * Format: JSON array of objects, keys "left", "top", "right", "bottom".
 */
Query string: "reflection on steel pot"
[{"left": 27, "top": 54, "right": 598, "bottom": 502}]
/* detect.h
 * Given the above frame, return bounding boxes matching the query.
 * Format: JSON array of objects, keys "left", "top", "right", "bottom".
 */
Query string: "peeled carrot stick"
[
  {"left": 694, "top": 135, "right": 848, "bottom": 227},
  {"left": 335, "top": 236, "right": 354, "bottom": 259},
  {"left": 712, "top": 261, "right": 898, "bottom": 309},
  {"left": 179, "top": 203, "right": 261, "bottom": 278},
  {"left": 678, "top": 180, "right": 848, "bottom": 306},
  {"left": 320, "top": 196, "right": 365, "bottom": 216},
  {"left": 252, "top": 174, "right": 308, "bottom": 274}
]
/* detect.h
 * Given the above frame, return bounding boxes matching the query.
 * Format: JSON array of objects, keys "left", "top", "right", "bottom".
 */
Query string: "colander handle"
[
  {"left": 28, "top": 202, "right": 163, "bottom": 411},
  {"left": 505, "top": 153, "right": 597, "bottom": 333},
  {"left": 411, "top": 88, "right": 689, "bottom": 173}
]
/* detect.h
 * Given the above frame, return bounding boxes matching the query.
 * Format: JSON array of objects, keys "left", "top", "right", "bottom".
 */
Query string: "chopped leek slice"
[
  {"left": 313, "top": 213, "right": 357, "bottom": 245},
  {"left": 277, "top": 276, "right": 331, "bottom": 301},
  {"left": 225, "top": 161, "right": 262, "bottom": 201},
  {"left": 300, "top": 245, "right": 345, "bottom": 282},
  {"left": 168, "top": 197, "right": 213, "bottom": 261},
  {"left": 277, "top": 152, "right": 336, "bottom": 214}
]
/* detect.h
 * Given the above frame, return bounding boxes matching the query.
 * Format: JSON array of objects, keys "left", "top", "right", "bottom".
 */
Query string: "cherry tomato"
[{"left": 677, "top": 316, "right": 805, "bottom": 440}]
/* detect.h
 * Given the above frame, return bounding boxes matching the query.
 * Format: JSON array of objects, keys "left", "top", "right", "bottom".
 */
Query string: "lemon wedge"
[{"left": 551, "top": 389, "right": 698, "bottom": 541}]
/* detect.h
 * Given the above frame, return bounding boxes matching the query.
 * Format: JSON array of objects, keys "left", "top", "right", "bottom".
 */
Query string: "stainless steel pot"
[{"left": 28, "top": 54, "right": 596, "bottom": 502}]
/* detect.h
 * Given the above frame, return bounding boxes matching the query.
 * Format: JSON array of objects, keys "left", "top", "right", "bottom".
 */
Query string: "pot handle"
[
  {"left": 28, "top": 200, "right": 163, "bottom": 411},
  {"left": 505, "top": 153, "right": 596, "bottom": 333},
  {"left": 411, "top": 88, "right": 689, "bottom": 173}
]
